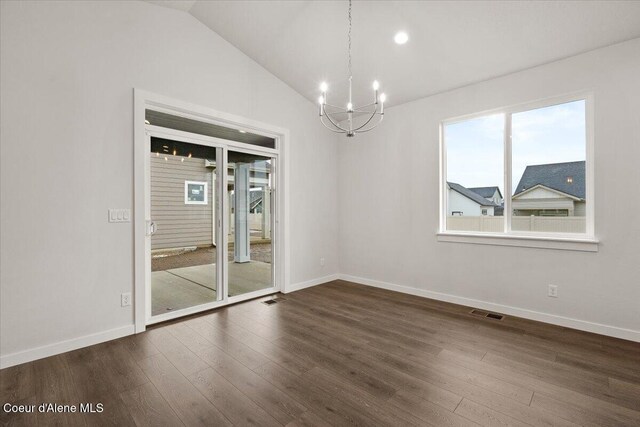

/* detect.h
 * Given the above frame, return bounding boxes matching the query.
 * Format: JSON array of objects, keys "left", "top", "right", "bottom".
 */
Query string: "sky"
[{"left": 445, "top": 100, "right": 586, "bottom": 194}]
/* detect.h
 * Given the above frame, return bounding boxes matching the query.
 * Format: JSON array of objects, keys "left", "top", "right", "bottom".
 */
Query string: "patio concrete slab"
[
  {"left": 151, "top": 271, "right": 216, "bottom": 316},
  {"left": 151, "top": 261, "right": 272, "bottom": 316}
]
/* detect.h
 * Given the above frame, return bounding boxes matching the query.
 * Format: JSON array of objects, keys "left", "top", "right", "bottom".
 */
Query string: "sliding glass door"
[
  {"left": 227, "top": 150, "right": 275, "bottom": 298},
  {"left": 149, "top": 138, "right": 222, "bottom": 317},
  {"left": 145, "top": 130, "right": 278, "bottom": 324}
]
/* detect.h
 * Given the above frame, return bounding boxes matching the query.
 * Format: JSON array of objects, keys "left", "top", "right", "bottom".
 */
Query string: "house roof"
[
  {"left": 468, "top": 186, "right": 503, "bottom": 200},
  {"left": 448, "top": 182, "right": 500, "bottom": 207},
  {"left": 514, "top": 161, "right": 585, "bottom": 199}
]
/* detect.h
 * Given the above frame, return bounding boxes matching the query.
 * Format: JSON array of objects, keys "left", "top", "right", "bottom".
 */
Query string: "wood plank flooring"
[{"left": 1, "top": 280, "right": 639, "bottom": 426}]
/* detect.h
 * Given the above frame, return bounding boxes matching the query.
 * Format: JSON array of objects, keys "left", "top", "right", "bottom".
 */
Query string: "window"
[
  {"left": 185, "top": 181, "right": 208, "bottom": 205},
  {"left": 441, "top": 96, "right": 593, "bottom": 242}
]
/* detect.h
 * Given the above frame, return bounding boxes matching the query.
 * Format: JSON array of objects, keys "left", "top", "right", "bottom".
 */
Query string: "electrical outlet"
[
  {"left": 548, "top": 285, "right": 558, "bottom": 298},
  {"left": 121, "top": 292, "right": 132, "bottom": 307},
  {"left": 320, "top": 257, "right": 325, "bottom": 267}
]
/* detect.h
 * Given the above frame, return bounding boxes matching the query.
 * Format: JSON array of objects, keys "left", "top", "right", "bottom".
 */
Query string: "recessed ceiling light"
[{"left": 394, "top": 31, "right": 409, "bottom": 45}]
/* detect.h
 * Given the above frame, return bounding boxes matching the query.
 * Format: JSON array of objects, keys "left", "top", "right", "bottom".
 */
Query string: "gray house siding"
[{"left": 150, "top": 155, "right": 214, "bottom": 250}]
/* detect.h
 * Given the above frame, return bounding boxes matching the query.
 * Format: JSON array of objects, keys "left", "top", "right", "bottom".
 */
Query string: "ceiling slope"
[{"left": 149, "top": 1, "right": 640, "bottom": 108}]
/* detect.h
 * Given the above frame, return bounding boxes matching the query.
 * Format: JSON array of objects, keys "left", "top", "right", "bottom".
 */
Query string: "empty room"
[{"left": 1, "top": 0, "right": 639, "bottom": 426}]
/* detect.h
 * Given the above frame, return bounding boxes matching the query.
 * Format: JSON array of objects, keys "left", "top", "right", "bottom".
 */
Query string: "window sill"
[{"left": 437, "top": 232, "right": 599, "bottom": 252}]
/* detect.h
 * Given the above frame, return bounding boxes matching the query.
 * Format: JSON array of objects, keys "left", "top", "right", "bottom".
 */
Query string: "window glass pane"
[
  {"left": 227, "top": 151, "right": 274, "bottom": 297},
  {"left": 149, "top": 138, "right": 220, "bottom": 316},
  {"left": 445, "top": 114, "right": 504, "bottom": 232},
  {"left": 146, "top": 109, "right": 276, "bottom": 149},
  {"left": 511, "top": 100, "right": 586, "bottom": 233}
]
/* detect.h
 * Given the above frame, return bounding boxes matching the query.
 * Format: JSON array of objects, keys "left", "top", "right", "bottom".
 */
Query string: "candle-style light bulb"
[
  {"left": 373, "top": 80, "right": 380, "bottom": 90},
  {"left": 380, "top": 93, "right": 386, "bottom": 103},
  {"left": 320, "top": 82, "right": 328, "bottom": 93},
  {"left": 347, "top": 102, "right": 353, "bottom": 112}
]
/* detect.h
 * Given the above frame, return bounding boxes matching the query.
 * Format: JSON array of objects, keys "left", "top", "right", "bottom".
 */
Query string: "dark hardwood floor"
[{"left": 2, "top": 280, "right": 639, "bottom": 426}]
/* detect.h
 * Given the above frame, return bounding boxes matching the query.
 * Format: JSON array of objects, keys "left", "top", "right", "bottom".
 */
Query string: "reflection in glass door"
[
  {"left": 149, "top": 137, "right": 221, "bottom": 316},
  {"left": 227, "top": 151, "right": 274, "bottom": 297}
]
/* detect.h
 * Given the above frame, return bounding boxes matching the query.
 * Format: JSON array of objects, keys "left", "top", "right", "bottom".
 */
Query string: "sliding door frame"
[{"left": 134, "top": 89, "right": 290, "bottom": 332}]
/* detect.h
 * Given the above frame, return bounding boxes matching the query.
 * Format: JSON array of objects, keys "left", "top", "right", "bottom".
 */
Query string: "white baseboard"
[
  {"left": 1, "top": 273, "right": 340, "bottom": 369},
  {"left": 0, "top": 325, "right": 135, "bottom": 369},
  {"left": 4, "top": 272, "right": 635, "bottom": 370},
  {"left": 338, "top": 274, "right": 640, "bottom": 343},
  {"left": 284, "top": 273, "right": 340, "bottom": 293}
]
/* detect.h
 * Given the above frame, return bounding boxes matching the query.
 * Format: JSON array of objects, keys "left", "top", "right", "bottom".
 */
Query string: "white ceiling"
[
  {"left": 147, "top": 1, "right": 640, "bottom": 108},
  {"left": 145, "top": 0, "right": 196, "bottom": 13}
]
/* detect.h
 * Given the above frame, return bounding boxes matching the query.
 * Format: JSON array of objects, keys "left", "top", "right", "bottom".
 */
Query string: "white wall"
[
  {"left": 0, "top": 1, "right": 339, "bottom": 364},
  {"left": 338, "top": 39, "right": 640, "bottom": 339}
]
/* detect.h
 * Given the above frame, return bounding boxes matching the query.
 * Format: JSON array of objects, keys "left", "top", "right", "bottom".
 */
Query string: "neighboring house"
[
  {"left": 469, "top": 186, "right": 503, "bottom": 206},
  {"left": 447, "top": 182, "right": 500, "bottom": 216},
  {"left": 151, "top": 153, "right": 272, "bottom": 250},
  {"left": 512, "top": 161, "right": 585, "bottom": 217}
]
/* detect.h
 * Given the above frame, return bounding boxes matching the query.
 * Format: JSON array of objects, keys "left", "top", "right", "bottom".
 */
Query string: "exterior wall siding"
[
  {"left": 448, "top": 188, "right": 493, "bottom": 216},
  {"left": 150, "top": 155, "right": 214, "bottom": 250},
  {"left": 516, "top": 187, "right": 565, "bottom": 199},
  {"left": 512, "top": 198, "right": 574, "bottom": 213}
]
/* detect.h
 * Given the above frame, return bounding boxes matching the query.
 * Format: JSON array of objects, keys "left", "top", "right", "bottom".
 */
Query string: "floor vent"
[
  {"left": 470, "top": 309, "right": 488, "bottom": 317},
  {"left": 262, "top": 299, "right": 278, "bottom": 305},
  {"left": 470, "top": 309, "right": 504, "bottom": 320}
]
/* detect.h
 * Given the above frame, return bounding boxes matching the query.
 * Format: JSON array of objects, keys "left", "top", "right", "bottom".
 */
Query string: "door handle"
[{"left": 147, "top": 221, "right": 157, "bottom": 236}]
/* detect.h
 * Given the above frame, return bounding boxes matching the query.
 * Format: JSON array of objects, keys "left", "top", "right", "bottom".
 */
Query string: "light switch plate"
[{"left": 109, "top": 209, "right": 131, "bottom": 223}]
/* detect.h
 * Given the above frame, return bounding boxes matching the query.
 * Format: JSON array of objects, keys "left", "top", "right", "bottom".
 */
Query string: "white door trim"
[{"left": 134, "top": 89, "right": 290, "bottom": 333}]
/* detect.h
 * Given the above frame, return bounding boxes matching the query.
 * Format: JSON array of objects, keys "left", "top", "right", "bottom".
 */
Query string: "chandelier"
[{"left": 318, "top": 0, "right": 386, "bottom": 137}]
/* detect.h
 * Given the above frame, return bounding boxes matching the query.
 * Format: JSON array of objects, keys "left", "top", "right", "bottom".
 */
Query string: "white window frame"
[
  {"left": 184, "top": 180, "right": 208, "bottom": 205},
  {"left": 438, "top": 92, "right": 598, "bottom": 252}
]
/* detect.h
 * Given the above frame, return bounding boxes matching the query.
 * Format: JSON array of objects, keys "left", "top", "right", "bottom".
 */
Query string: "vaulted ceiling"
[{"left": 146, "top": 1, "right": 640, "bottom": 108}]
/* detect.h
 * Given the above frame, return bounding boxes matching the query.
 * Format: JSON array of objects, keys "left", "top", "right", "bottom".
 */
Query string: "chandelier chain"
[{"left": 348, "top": 0, "right": 352, "bottom": 78}]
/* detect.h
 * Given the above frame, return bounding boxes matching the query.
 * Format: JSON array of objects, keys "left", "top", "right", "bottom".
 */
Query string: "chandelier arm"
[
  {"left": 320, "top": 117, "right": 348, "bottom": 133},
  {"left": 321, "top": 114, "right": 350, "bottom": 133},
  {"left": 323, "top": 102, "right": 346, "bottom": 110},
  {"left": 353, "top": 101, "right": 376, "bottom": 110},
  {"left": 325, "top": 110, "right": 349, "bottom": 116},
  {"left": 321, "top": 122, "right": 349, "bottom": 133},
  {"left": 351, "top": 106, "right": 379, "bottom": 132},
  {"left": 354, "top": 116, "right": 385, "bottom": 134},
  {"left": 323, "top": 109, "right": 351, "bottom": 132}
]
